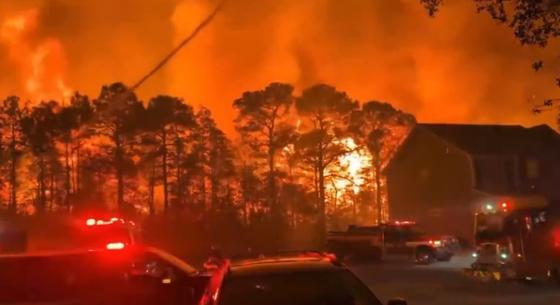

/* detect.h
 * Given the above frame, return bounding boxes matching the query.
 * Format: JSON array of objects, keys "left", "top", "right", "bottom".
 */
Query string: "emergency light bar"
[
  {"left": 85, "top": 217, "right": 125, "bottom": 227},
  {"left": 392, "top": 220, "right": 416, "bottom": 226},
  {"left": 106, "top": 242, "right": 126, "bottom": 250}
]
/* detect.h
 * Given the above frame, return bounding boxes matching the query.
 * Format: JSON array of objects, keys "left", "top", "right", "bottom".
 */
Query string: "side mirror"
[{"left": 387, "top": 298, "right": 407, "bottom": 305}]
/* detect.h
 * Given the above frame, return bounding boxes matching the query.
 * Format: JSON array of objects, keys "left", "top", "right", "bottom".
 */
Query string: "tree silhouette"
[
  {"left": 239, "top": 164, "right": 263, "bottom": 224},
  {"left": 0, "top": 81, "right": 417, "bottom": 252},
  {"left": 234, "top": 83, "right": 295, "bottom": 220},
  {"left": 195, "top": 107, "right": 235, "bottom": 210},
  {"left": 145, "top": 95, "right": 196, "bottom": 212},
  {"left": 21, "top": 101, "right": 60, "bottom": 213},
  {"left": 295, "top": 84, "right": 358, "bottom": 239},
  {"left": 422, "top": 0, "right": 560, "bottom": 47},
  {"left": 0, "top": 96, "right": 28, "bottom": 212},
  {"left": 349, "top": 101, "right": 415, "bottom": 224},
  {"left": 57, "top": 93, "right": 94, "bottom": 209},
  {"left": 92, "top": 83, "right": 145, "bottom": 209},
  {"left": 421, "top": 1, "right": 560, "bottom": 126}
]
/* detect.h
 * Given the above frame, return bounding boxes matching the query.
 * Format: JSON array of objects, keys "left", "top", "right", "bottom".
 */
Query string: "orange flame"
[
  {"left": 0, "top": 9, "right": 71, "bottom": 103},
  {"left": 332, "top": 138, "right": 371, "bottom": 194}
]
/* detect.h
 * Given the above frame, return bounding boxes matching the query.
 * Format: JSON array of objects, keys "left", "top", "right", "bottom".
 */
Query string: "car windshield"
[{"left": 219, "top": 270, "right": 382, "bottom": 305}]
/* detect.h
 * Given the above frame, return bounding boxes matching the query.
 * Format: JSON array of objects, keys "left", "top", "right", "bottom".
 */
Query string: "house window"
[{"left": 527, "top": 159, "right": 540, "bottom": 179}]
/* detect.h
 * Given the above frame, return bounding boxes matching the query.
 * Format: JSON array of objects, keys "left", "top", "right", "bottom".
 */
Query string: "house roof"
[{"left": 419, "top": 123, "right": 560, "bottom": 155}]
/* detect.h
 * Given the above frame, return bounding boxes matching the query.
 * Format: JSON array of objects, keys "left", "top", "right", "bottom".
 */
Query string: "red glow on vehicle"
[
  {"left": 106, "top": 242, "right": 126, "bottom": 250},
  {"left": 500, "top": 202, "right": 510, "bottom": 211},
  {"left": 553, "top": 227, "right": 560, "bottom": 249},
  {"left": 323, "top": 252, "right": 337, "bottom": 261},
  {"left": 86, "top": 217, "right": 126, "bottom": 227},
  {"left": 393, "top": 220, "right": 416, "bottom": 226}
]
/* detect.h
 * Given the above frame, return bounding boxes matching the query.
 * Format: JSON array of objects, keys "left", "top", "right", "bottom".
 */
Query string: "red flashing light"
[
  {"left": 393, "top": 220, "right": 416, "bottom": 226},
  {"left": 501, "top": 202, "right": 510, "bottom": 210},
  {"left": 553, "top": 227, "right": 560, "bottom": 249},
  {"left": 86, "top": 217, "right": 125, "bottom": 227},
  {"left": 323, "top": 252, "right": 337, "bottom": 261},
  {"left": 106, "top": 242, "right": 126, "bottom": 250}
]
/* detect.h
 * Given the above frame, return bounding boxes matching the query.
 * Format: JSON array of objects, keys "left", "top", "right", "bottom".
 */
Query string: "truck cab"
[
  {"left": 472, "top": 200, "right": 560, "bottom": 281},
  {"left": 327, "top": 221, "right": 453, "bottom": 264}
]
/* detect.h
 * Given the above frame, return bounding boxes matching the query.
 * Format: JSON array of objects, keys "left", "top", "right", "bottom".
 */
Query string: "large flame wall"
[{"left": 1, "top": 0, "right": 558, "bottom": 132}]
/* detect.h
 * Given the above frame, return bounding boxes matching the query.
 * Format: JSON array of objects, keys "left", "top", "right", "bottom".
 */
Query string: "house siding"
[
  {"left": 386, "top": 123, "right": 560, "bottom": 242},
  {"left": 386, "top": 127, "right": 475, "bottom": 239}
]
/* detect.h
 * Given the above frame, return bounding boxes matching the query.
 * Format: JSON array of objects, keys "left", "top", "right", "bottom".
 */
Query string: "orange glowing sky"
[{"left": 1, "top": 0, "right": 558, "bottom": 134}]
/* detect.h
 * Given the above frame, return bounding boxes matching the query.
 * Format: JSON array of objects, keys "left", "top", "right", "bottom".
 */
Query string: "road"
[{"left": 350, "top": 253, "right": 560, "bottom": 305}]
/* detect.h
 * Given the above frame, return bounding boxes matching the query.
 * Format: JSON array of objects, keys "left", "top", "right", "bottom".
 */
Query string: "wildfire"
[
  {"left": 327, "top": 137, "right": 385, "bottom": 226},
  {"left": 333, "top": 138, "right": 371, "bottom": 195},
  {"left": 328, "top": 138, "right": 371, "bottom": 198},
  {"left": 0, "top": 9, "right": 71, "bottom": 103}
]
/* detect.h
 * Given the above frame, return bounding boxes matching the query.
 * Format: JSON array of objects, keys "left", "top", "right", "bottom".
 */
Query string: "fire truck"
[
  {"left": 327, "top": 221, "right": 454, "bottom": 264},
  {"left": 471, "top": 198, "right": 560, "bottom": 282}
]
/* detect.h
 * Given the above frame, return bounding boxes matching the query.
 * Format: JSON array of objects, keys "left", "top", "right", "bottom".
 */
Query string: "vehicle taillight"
[
  {"left": 106, "top": 242, "right": 126, "bottom": 250},
  {"left": 86, "top": 218, "right": 96, "bottom": 226},
  {"left": 553, "top": 228, "right": 560, "bottom": 249},
  {"left": 428, "top": 240, "right": 442, "bottom": 247},
  {"left": 500, "top": 202, "right": 510, "bottom": 211}
]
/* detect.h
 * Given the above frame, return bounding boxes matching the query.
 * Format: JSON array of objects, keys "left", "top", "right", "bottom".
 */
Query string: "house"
[{"left": 385, "top": 123, "right": 560, "bottom": 241}]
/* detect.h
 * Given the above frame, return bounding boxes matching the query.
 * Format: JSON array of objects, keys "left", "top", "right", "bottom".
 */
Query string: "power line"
[{"left": 130, "top": 0, "right": 227, "bottom": 92}]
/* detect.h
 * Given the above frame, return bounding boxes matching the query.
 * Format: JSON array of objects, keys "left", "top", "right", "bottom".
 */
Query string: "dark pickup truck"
[{"left": 327, "top": 221, "right": 454, "bottom": 264}]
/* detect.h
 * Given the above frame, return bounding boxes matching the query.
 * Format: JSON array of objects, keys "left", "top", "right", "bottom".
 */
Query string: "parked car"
[{"left": 199, "top": 251, "right": 407, "bottom": 305}]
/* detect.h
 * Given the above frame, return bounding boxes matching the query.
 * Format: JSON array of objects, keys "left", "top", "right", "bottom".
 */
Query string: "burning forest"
[
  {"left": 0, "top": 81, "right": 414, "bottom": 233},
  {"left": 0, "top": 0, "right": 559, "bottom": 250}
]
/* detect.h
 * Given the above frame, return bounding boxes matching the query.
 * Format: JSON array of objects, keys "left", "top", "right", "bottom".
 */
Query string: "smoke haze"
[{"left": 0, "top": 0, "right": 558, "bottom": 132}]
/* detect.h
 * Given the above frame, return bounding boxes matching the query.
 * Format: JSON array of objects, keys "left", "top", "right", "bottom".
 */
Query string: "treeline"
[{"left": 0, "top": 82, "right": 414, "bottom": 232}]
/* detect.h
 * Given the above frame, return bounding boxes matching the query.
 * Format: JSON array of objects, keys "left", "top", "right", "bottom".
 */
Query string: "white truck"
[{"left": 327, "top": 221, "right": 454, "bottom": 264}]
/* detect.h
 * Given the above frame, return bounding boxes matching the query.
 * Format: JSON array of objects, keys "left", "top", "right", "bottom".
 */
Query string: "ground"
[{"left": 350, "top": 253, "right": 560, "bottom": 305}]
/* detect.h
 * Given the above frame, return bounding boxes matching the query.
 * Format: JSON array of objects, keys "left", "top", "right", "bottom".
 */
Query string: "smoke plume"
[{"left": 0, "top": 0, "right": 558, "bottom": 132}]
